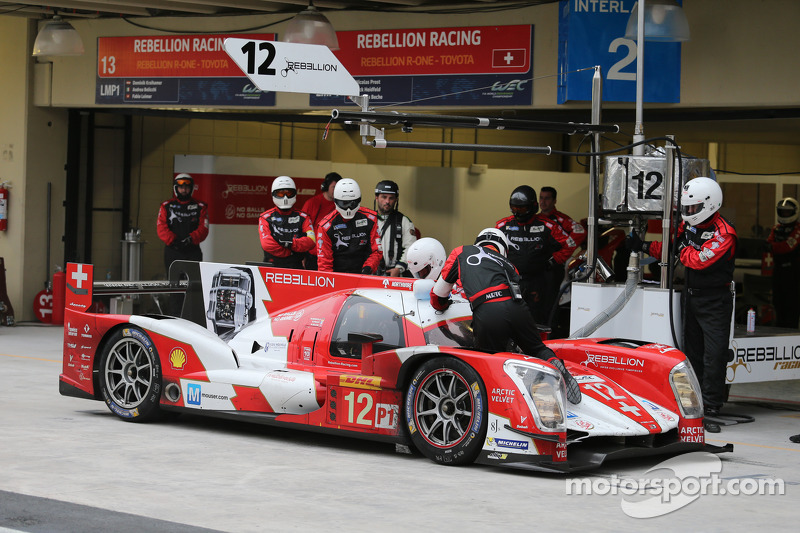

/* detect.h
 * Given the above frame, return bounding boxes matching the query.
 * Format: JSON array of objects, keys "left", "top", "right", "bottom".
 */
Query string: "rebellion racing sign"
[
  {"left": 310, "top": 25, "right": 534, "bottom": 107},
  {"left": 727, "top": 335, "right": 800, "bottom": 383}
]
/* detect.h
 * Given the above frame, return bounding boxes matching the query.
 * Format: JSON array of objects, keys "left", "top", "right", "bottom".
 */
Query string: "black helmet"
[
  {"left": 375, "top": 180, "right": 399, "bottom": 196},
  {"left": 509, "top": 185, "right": 538, "bottom": 222},
  {"left": 173, "top": 173, "right": 194, "bottom": 200},
  {"left": 321, "top": 172, "right": 342, "bottom": 192}
]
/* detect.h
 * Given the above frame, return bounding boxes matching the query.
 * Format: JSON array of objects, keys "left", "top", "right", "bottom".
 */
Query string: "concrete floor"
[{"left": 1, "top": 322, "right": 799, "bottom": 532}]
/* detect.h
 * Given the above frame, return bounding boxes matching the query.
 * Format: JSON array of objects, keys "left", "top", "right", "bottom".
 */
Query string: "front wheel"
[
  {"left": 404, "top": 357, "right": 487, "bottom": 466},
  {"left": 98, "top": 327, "right": 162, "bottom": 421}
]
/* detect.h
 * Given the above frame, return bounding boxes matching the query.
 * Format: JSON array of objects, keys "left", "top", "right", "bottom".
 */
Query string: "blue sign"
[
  {"left": 557, "top": 0, "right": 681, "bottom": 103},
  {"left": 187, "top": 383, "right": 201, "bottom": 405}
]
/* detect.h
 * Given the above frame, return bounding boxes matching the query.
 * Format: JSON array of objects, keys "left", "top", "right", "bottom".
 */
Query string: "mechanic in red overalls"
[
  {"left": 258, "top": 176, "right": 316, "bottom": 269},
  {"left": 496, "top": 185, "right": 576, "bottom": 324},
  {"left": 629, "top": 177, "right": 736, "bottom": 433},
  {"left": 300, "top": 172, "right": 342, "bottom": 270},
  {"left": 316, "top": 178, "right": 382, "bottom": 274},
  {"left": 767, "top": 197, "right": 800, "bottom": 328},
  {"left": 430, "top": 228, "right": 581, "bottom": 404},
  {"left": 157, "top": 173, "right": 209, "bottom": 273}
]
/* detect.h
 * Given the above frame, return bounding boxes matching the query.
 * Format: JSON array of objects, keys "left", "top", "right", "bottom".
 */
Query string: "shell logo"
[{"left": 169, "top": 347, "right": 187, "bottom": 370}]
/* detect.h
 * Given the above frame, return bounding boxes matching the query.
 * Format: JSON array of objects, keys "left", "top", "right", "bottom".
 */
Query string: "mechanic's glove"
[
  {"left": 177, "top": 236, "right": 193, "bottom": 249},
  {"left": 280, "top": 239, "right": 292, "bottom": 249},
  {"left": 431, "top": 294, "right": 452, "bottom": 312},
  {"left": 626, "top": 231, "right": 649, "bottom": 255},
  {"left": 361, "top": 266, "right": 373, "bottom": 275},
  {"left": 547, "top": 357, "right": 582, "bottom": 404}
]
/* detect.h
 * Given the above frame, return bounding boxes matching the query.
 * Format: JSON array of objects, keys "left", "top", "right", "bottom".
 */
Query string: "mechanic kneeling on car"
[
  {"left": 430, "top": 228, "right": 581, "bottom": 404},
  {"left": 628, "top": 177, "right": 736, "bottom": 433}
]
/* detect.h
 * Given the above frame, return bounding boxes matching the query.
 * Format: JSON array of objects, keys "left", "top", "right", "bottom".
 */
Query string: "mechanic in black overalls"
[
  {"left": 630, "top": 177, "right": 736, "bottom": 433},
  {"left": 495, "top": 185, "right": 575, "bottom": 324},
  {"left": 374, "top": 180, "right": 417, "bottom": 277},
  {"left": 430, "top": 228, "right": 581, "bottom": 404},
  {"left": 767, "top": 197, "right": 800, "bottom": 329}
]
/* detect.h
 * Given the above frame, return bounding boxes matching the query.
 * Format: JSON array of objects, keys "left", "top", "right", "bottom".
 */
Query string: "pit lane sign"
[{"left": 223, "top": 38, "right": 360, "bottom": 97}]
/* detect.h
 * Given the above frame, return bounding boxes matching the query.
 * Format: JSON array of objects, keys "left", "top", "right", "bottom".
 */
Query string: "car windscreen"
[{"left": 423, "top": 317, "right": 475, "bottom": 348}]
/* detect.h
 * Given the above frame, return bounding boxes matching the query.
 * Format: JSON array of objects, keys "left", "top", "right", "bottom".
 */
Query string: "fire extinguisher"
[{"left": 0, "top": 181, "right": 10, "bottom": 232}]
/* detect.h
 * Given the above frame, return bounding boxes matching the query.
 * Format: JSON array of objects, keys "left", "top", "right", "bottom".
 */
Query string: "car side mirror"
[{"left": 348, "top": 332, "right": 384, "bottom": 357}]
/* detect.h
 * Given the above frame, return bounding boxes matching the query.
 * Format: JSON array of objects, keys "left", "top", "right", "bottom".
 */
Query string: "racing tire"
[
  {"left": 98, "top": 327, "right": 162, "bottom": 422},
  {"left": 404, "top": 357, "right": 487, "bottom": 466}
]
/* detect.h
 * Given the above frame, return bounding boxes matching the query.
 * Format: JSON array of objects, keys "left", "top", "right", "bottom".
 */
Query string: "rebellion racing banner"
[
  {"left": 189, "top": 173, "right": 319, "bottom": 225},
  {"left": 95, "top": 33, "right": 276, "bottom": 106},
  {"left": 310, "top": 25, "right": 533, "bottom": 107}
]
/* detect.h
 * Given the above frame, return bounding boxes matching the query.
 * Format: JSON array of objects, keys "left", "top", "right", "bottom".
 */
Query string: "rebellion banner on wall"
[{"left": 95, "top": 33, "right": 276, "bottom": 106}]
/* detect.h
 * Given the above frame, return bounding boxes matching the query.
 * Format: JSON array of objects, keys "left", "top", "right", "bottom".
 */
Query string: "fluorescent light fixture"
[
  {"left": 283, "top": 1, "right": 339, "bottom": 50},
  {"left": 625, "top": 0, "right": 690, "bottom": 42},
  {"left": 32, "top": 16, "right": 85, "bottom": 57}
]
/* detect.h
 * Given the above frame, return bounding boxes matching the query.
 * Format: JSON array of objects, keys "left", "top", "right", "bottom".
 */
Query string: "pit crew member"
[
  {"left": 374, "top": 179, "right": 417, "bottom": 277},
  {"left": 431, "top": 228, "right": 581, "bottom": 404},
  {"left": 629, "top": 177, "right": 736, "bottom": 433},
  {"left": 317, "top": 178, "right": 382, "bottom": 274},
  {"left": 301, "top": 172, "right": 342, "bottom": 270},
  {"left": 258, "top": 176, "right": 316, "bottom": 269},
  {"left": 157, "top": 173, "right": 209, "bottom": 273},
  {"left": 496, "top": 185, "right": 577, "bottom": 324},
  {"left": 767, "top": 197, "right": 800, "bottom": 328}
]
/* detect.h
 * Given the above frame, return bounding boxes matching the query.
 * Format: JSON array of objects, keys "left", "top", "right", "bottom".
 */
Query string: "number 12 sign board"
[
  {"left": 223, "top": 38, "right": 360, "bottom": 97},
  {"left": 557, "top": 0, "right": 681, "bottom": 104}
]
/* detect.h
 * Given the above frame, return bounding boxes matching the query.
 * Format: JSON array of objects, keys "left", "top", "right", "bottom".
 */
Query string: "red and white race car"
[{"left": 59, "top": 261, "right": 730, "bottom": 473}]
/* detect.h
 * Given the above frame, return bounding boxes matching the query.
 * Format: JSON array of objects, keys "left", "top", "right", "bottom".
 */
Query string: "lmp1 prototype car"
[{"left": 59, "top": 261, "right": 731, "bottom": 473}]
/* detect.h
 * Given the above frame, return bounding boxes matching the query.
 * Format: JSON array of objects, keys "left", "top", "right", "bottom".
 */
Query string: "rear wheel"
[
  {"left": 98, "top": 327, "right": 162, "bottom": 421},
  {"left": 404, "top": 357, "right": 487, "bottom": 466}
]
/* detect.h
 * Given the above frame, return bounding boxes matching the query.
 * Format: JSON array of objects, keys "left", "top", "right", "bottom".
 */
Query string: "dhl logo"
[{"left": 338, "top": 375, "right": 382, "bottom": 390}]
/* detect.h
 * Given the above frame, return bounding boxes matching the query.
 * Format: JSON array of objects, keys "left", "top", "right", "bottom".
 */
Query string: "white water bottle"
[{"left": 746, "top": 308, "right": 756, "bottom": 334}]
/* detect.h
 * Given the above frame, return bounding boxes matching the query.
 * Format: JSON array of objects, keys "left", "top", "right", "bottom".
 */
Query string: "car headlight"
[
  {"left": 504, "top": 361, "right": 565, "bottom": 432},
  {"left": 669, "top": 360, "right": 704, "bottom": 419}
]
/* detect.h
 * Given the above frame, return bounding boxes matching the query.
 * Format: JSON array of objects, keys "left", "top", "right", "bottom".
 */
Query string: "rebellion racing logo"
[
  {"left": 581, "top": 351, "right": 645, "bottom": 369},
  {"left": 221, "top": 182, "right": 270, "bottom": 199}
]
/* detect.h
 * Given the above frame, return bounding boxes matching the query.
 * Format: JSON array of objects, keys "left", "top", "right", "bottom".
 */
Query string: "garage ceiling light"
[
  {"left": 624, "top": 0, "right": 690, "bottom": 42},
  {"left": 32, "top": 16, "right": 85, "bottom": 57},
  {"left": 282, "top": 1, "right": 339, "bottom": 51}
]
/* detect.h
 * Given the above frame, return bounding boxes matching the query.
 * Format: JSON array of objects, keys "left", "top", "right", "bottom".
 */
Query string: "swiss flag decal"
[{"left": 492, "top": 49, "right": 527, "bottom": 68}]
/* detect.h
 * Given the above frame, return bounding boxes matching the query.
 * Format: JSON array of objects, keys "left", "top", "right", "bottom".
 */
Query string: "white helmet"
[
  {"left": 407, "top": 238, "right": 447, "bottom": 280},
  {"left": 475, "top": 227, "right": 511, "bottom": 257},
  {"left": 680, "top": 177, "right": 722, "bottom": 226},
  {"left": 272, "top": 175, "right": 297, "bottom": 209},
  {"left": 333, "top": 178, "right": 361, "bottom": 219},
  {"left": 777, "top": 197, "right": 799, "bottom": 225}
]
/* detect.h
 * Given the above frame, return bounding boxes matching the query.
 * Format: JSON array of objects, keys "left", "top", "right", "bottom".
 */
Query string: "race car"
[{"left": 59, "top": 261, "right": 731, "bottom": 473}]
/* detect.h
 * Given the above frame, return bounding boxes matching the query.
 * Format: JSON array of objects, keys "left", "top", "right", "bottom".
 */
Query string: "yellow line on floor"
[
  {"left": 707, "top": 438, "right": 800, "bottom": 452},
  {"left": 0, "top": 352, "right": 60, "bottom": 363}
]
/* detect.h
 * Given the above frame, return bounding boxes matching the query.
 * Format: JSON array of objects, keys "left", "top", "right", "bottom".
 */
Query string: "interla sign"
[{"left": 727, "top": 335, "right": 800, "bottom": 383}]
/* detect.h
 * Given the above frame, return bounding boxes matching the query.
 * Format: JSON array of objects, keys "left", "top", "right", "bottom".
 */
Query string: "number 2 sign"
[{"left": 557, "top": 0, "right": 682, "bottom": 104}]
